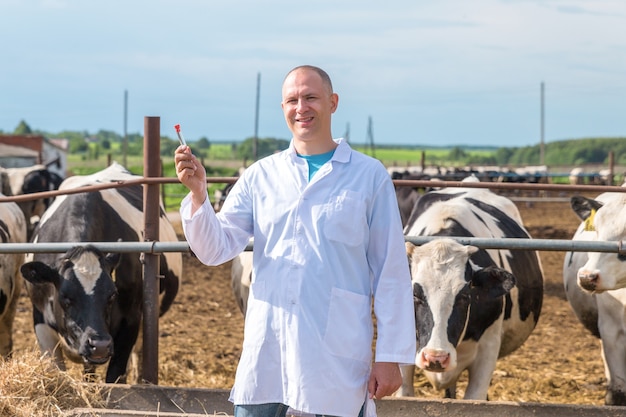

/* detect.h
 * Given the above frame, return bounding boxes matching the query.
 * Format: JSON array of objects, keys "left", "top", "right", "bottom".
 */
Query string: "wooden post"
[
  {"left": 608, "top": 151, "right": 614, "bottom": 186},
  {"left": 142, "top": 116, "right": 161, "bottom": 384}
]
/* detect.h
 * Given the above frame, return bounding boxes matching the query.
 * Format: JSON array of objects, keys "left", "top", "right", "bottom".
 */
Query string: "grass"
[
  {"left": 353, "top": 146, "right": 497, "bottom": 167},
  {"left": 67, "top": 153, "right": 240, "bottom": 212}
]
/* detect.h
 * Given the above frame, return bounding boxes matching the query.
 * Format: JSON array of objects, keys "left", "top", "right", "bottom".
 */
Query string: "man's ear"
[{"left": 330, "top": 93, "right": 339, "bottom": 113}]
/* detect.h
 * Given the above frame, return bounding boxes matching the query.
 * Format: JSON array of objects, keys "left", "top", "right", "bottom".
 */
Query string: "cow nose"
[
  {"left": 88, "top": 338, "right": 112, "bottom": 360},
  {"left": 578, "top": 269, "right": 599, "bottom": 292},
  {"left": 419, "top": 348, "right": 451, "bottom": 372}
]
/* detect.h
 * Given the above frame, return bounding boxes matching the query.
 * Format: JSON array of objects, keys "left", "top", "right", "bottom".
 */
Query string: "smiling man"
[
  {"left": 281, "top": 66, "right": 338, "bottom": 155},
  {"left": 175, "top": 65, "right": 415, "bottom": 417}
]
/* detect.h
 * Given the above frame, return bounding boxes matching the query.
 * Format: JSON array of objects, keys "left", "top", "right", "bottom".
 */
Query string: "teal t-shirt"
[{"left": 298, "top": 149, "right": 336, "bottom": 181}]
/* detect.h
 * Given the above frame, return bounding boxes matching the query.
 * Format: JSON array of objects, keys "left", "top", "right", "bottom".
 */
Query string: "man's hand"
[
  {"left": 175, "top": 145, "right": 208, "bottom": 210},
  {"left": 367, "top": 362, "right": 402, "bottom": 399}
]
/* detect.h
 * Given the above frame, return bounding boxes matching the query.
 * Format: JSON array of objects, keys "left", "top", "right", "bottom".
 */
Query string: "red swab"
[{"left": 174, "top": 124, "right": 187, "bottom": 146}]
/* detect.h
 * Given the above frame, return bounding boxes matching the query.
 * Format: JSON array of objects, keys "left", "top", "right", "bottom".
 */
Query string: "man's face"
[{"left": 281, "top": 68, "right": 338, "bottom": 142}]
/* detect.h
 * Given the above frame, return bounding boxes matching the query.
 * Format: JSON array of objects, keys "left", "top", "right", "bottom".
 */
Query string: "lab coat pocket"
[
  {"left": 323, "top": 192, "right": 366, "bottom": 246},
  {"left": 324, "top": 287, "right": 372, "bottom": 363}
]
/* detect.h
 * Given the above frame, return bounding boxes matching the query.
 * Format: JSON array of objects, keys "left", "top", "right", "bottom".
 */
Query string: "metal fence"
[{"left": 3, "top": 177, "right": 626, "bottom": 257}]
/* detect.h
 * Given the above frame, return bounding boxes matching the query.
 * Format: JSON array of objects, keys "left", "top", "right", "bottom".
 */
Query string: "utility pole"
[
  {"left": 366, "top": 116, "right": 375, "bottom": 158},
  {"left": 253, "top": 72, "right": 261, "bottom": 161},
  {"left": 123, "top": 89, "right": 128, "bottom": 168},
  {"left": 539, "top": 81, "right": 545, "bottom": 165},
  {"left": 344, "top": 122, "right": 350, "bottom": 142}
]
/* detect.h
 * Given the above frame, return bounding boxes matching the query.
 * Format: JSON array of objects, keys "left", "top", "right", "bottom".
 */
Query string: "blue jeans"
[{"left": 234, "top": 402, "right": 365, "bottom": 417}]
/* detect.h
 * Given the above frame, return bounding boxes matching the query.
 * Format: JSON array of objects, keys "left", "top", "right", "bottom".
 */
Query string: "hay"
[{"left": 0, "top": 348, "right": 106, "bottom": 417}]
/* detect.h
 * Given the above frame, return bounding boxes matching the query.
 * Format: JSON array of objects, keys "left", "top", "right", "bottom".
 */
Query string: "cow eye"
[
  {"left": 108, "top": 292, "right": 118, "bottom": 304},
  {"left": 60, "top": 296, "right": 71, "bottom": 309},
  {"left": 60, "top": 259, "right": 73, "bottom": 272},
  {"left": 413, "top": 285, "right": 425, "bottom": 305}
]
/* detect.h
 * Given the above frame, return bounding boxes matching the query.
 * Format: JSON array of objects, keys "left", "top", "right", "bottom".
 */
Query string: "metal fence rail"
[
  {"left": 0, "top": 241, "right": 190, "bottom": 253},
  {"left": 405, "top": 236, "right": 625, "bottom": 253},
  {"left": 1, "top": 236, "right": 623, "bottom": 254}
]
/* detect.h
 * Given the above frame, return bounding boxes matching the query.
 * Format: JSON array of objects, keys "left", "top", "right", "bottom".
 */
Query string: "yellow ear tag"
[{"left": 584, "top": 209, "right": 596, "bottom": 232}]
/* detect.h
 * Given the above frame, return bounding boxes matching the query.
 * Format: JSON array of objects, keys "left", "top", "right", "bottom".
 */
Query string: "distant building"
[{"left": 0, "top": 134, "right": 68, "bottom": 177}]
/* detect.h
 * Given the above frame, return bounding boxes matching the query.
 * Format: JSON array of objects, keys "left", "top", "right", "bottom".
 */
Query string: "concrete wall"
[{"left": 67, "top": 385, "right": 625, "bottom": 417}]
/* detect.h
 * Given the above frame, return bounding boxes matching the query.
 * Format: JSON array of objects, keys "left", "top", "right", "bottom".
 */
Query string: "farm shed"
[
  {"left": 0, "top": 134, "right": 68, "bottom": 177},
  {"left": 0, "top": 142, "right": 38, "bottom": 167}
]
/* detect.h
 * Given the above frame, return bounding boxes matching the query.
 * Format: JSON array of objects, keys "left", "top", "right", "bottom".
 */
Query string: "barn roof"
[
  {"left": 0, "top": 143, "right": 39, "bottom": 169},
  {"left": 0, "top": 142, "right": 39, "bottom": 158}
]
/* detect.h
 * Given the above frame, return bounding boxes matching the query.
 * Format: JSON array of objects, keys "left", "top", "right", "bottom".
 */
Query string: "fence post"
[
  {"left": 608, "top": 151, "right": 615, "bottom": 186},
  {"left": 142, "top": 116, "right": 161, "bottom": 384}
]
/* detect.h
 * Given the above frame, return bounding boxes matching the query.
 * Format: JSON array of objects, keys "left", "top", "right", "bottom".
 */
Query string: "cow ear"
[
  {"left": 466, "top": 245, "right": 479, "bottom": 256},
  {"left": 20, "top": 261, "right": 59, "bottom": 285},
  {"left": 471, "top": 266, "right": 516, "bottom": 299},
  {"left": 104, "top": 252, "right": 122, "bottom": 272},
  {"left": 406, "top": 242, "right": 416, "bottom": 256},
  {"left": 406, "top": 242, "right": 416, "bottom": 265},
  {"left": 571, "top": 196, "right": 603, "bottom": 222}
]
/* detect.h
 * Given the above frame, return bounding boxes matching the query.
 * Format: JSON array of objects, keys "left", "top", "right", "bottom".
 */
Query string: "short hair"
[{"left": 284, "top": 65, "right": 333, "bottom": 93}]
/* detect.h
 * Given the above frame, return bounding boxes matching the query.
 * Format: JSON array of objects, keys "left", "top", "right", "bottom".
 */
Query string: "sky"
[{"left": 1, "top": 0, "right": 625, "bottom": 148}]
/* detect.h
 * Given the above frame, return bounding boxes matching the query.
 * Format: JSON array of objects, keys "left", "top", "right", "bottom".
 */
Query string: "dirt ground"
[{"left": 10, "top": 193, "right": 610, "bottom": 406}]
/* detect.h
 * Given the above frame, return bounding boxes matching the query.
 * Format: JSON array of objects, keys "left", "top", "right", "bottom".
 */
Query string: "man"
[{"left": 175, "top": 65, "right": 415, "bottom": 417}]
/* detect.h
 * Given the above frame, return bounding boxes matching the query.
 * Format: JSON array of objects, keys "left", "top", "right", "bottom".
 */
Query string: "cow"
[
  {"left": 569, "top": 191, "right": 626, "bottom": 292},
  {"left": 0, "top": 164, "right": 62, "bottom": 240},
  {"left": 213, "top": 167, "right": 245, "bottom": 212},
  {"left": 563, "top": 187, "right": 626, "bottom": 405},
  {"left": 569, "top": 167, "right": 585, "bottom": 185},
  {"left": 400, "top": 176, "right": 544, "bottom": 400},
  {"left": 0, "top": 170, "right": 9, "bottom": 196},
  {"left": 0, "top": 194, "right": 28, "bottom": 357},
  {"left": 214, "top": 182, "right": 235, "bottom": 212},
  {"left": 390, "top": 170, "right": 428, "bottom": 227},
  {"left": 20, "top": 162, "right": 182, "bottom": 383},
  {"left": 231, "top": 249, "right": 252, "bottom": 317}
]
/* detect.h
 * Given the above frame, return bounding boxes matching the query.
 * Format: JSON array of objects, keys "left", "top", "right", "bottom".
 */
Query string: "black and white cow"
[
  {"left": 568, "top": 191, "right": 626, "bottom": 292},
  {"left": 401, "top": 176, "right": 544, "bottom": 399},
  {"left": 390, "top": 170, "right": 428, "bottom": 228},
  {"left": 0, "top": 194, "right": 28, "bottom": 357},
  {"left": 213, "top": 167, "right": 245, "bottom": 212},
  {"left": 0, "top": 164, "right": 62, "bottom": 240},
  {"left": 563, "top": 188, "right": 626, "bottom": 405},
  {"left": 0, "top": 170, "right": 9, "bottom": 196},
  {"left": 20, "top": 162, "right": 182, "bottom": 383},
  {"left": 231, "top": 249, "right": 252, "bottom": 317}
]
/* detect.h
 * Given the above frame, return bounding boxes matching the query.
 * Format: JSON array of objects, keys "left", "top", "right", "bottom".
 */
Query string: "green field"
[
  {"left": 67, "top": 153, "right": 230, "bottom": 212},
  {"left": 66, "top": 143, "right": 618, "bottom": 212},
  {"left": 353, "top": 146, "right": 497, "bottom": 167}
]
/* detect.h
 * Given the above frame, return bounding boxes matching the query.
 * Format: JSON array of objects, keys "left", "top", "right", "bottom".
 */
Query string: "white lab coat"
[{"left": 181, "top": 138, "right": 415, "bottom": 417}]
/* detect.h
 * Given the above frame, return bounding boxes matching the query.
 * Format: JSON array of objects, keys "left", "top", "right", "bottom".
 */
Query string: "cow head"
[
  {"left": 20, "top": 245, "right": 121, "bottom": 366},
  {"left": 406, "top": 238, "right": 515, "bottom": 374},
  {"left": 570, "top": 195, "right": 626, "bottom": 292}
]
